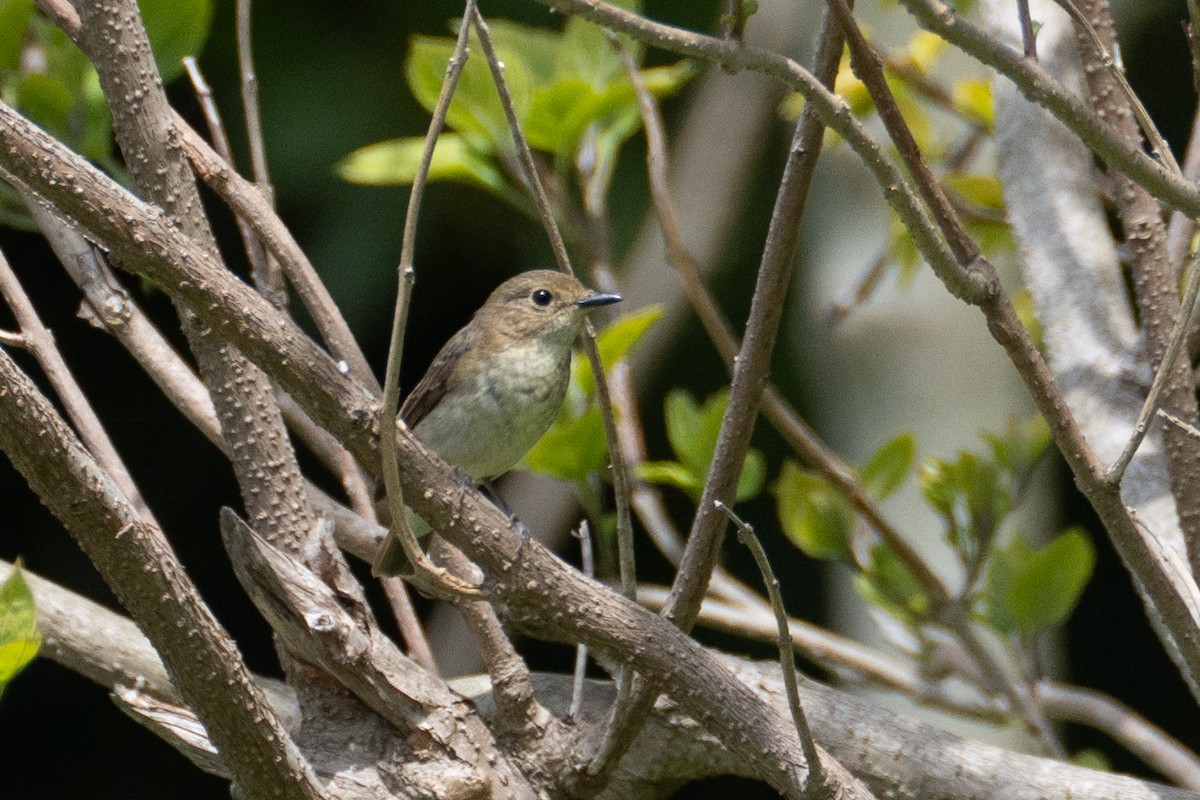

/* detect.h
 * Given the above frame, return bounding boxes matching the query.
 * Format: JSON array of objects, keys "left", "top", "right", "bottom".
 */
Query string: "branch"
[
  {"left": 8, "top": 548, "right": 1199, "bottom": 798},
  {"left": 0, "top": 243, "right": 153, "bottom": 519},
  {"left": 899, "top": 0, "right": 1200, "bottom": 217},
  {"left": 0, "top": 348, "right": 327, "bottom": 800},
  {"left": 69, "top": 0, "right": 320, "bottom": 559}
]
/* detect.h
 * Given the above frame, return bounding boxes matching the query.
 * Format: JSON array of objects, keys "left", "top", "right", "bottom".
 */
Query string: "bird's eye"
[{"left": 531, "top": 289, "right": 553, "bottom": 307}]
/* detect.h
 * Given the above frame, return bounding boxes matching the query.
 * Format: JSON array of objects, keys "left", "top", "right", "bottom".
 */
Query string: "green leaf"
[
  {"left": 405, "top": 32, "right": 531, "bottom": 154},
  {"left": 952, "top": 77, "right": 994, "bottom": 128},
  {"left": 553, "top": 0, "right": 644, "bottom": 86},
  {"left": 0, "top": 564, "right": 40, "bottom": 694},
  {"left": 855, "top": 543, "right": 928, "bottom": 617},
  {"left": 982, "top": 415, "right": 1050, "bottom": 476},
  {"left": 573, "top": 305, "right": 664, "bottom": 396},
  {"left": 664, "top": 389, "right": 708, "bottom": 476},
  {"left": 1012, "top": 529, "right": 1094, "bottom": 634},
  {"left": 0, "top": 0, "right": 33, "bottom": 72},
  {"left": 736, "top": 448, "right": 766, "bottom": 502},
  {"left": 138, "top": 0, "right": 213, "bottom": 83},
  {"left": 944, "top": 173, "right": 1005, "bottom": 212},
  {"left": 526, "top": 60, "right": 694, "bottom": 159},
  {"left": 523, "top": 77, "right": 603, "bottom": 155},
  {"left": 637, "top": 460, "right": 701, "bottom": 494},
  {"left": 14, "top": 73, "right": 75, "bottom": 134},
  {"left": 523, "top": 406, "right": 608, "bottom": 482},
  {"left": 336, "top": 134, "right": 510, "bottom": 198},
  {"left": 861, "top": 432, "right": 916, "bottom": 501},
  {"left": 480, "top": 19, "right": 562, "bottom": 85},
  {"left": 774, "top": 461, "right": 853, "bottom": 560}
]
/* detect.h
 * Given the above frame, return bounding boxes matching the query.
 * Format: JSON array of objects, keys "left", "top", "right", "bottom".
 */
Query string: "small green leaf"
[
  {"left": 637, "top": 460, "right": 701, "bottom": 494},
  {"left": 774, "top": 461, "right": 853, "bottom": 560},
  {"left": 406, "top": 32, "right": 531, "bottom": 154},
  {"left": 480, "top": 19, "right": 562, "bottom": 85},
  {"left": 138, "top": 0, "right": 213, "bottom": 83},
  {"left": 0, "top": 563, "right": 40, "bottom": 694},
  {"left": 556, "top": 11, "right": 638, "bottom": 90},
  {"left": 861, "top": 432, "right": 916, "bottom": 501},
  {"left": 984, "top": 529, "right": 1095, "bottom": 635},
  {"left": 856, "top": 543, "right": 928, "bottom": 617},
  {"left": 944, "top": 173, "right": 1005, "bottom": 212},
  {"left": 982, "top": 415, "right": 1050, "bottom": 476},
  {"left": 523, "top": 406, "right": 608, "bottom": 481},
  {"left": 952, "top": 77, "right": 994, "bottom": 128},
  {"left": 336, "top": 134, "right": 509, "bottom": 197},
  {"left": 0, "top": 0, "right": 34, "bottom": 72},
  {"left": 1009, "top": 529, "right": 1095, "bottom": 633},
  {"left": 735, "top": 448, "right": 766, "bottom": 502},
  {"left": 574, "top": 305, "right": 664, "bottom": 397},
  {"left": 664, "top": 389, "right": 708, "bottom": 476}
]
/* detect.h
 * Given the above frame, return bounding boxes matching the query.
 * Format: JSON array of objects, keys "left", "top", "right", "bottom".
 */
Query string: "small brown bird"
[{"left": 373, "top": 270, "right": 622, "bottom": 576}]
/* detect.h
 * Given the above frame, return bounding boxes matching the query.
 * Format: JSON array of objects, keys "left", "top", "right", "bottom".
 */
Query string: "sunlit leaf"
[
  {"left": 0, "top": 564, "right": 40, "bottom": 694},
  {"left": 637, "top": 460, "right": 700, "bottom": 494},
  {"left": 952, "top": 77, "right": 994, "bottom": 128},
  {"left": 406, "top": 32, "right": 531, "bottom": 153},
  {"left": 524, "top": 407, "right": 608, "bottom": 481},
  {"left": 336, "top": 134, "right": 510, "bottom": 199},
  {"left": 944, "top": 173, "right": 1005, "bottom": 212},
  {"left": 574, "top": 305, "right": 664, "bottom": 397}
]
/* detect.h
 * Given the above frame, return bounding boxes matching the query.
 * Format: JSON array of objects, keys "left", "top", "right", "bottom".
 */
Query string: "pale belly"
[{"left": 412, "top": 341, "right": 569, "bottom": 479}]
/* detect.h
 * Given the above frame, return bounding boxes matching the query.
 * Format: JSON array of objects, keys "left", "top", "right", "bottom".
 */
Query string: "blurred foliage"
[
  {"left": 638, "top": 388, "right": 766, "bottom": 503},
  {"left": 775, "top": 415, "right": 1093, "bottom": 643},
  {"left": 0, "top": 0, "right": 212, "bottom": 228},
  {"left": 337, "top": 2, "right": 694, "bottom": 221}
]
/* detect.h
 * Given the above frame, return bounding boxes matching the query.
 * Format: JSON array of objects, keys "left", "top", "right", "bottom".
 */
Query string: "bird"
[{"left": 372, "top": 269, "right": 622, "bottom": 576}]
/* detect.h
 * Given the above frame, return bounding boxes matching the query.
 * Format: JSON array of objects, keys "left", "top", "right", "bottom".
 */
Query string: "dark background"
[{"left": 1, "top": 1, "right": 1197, "bottom": 797}]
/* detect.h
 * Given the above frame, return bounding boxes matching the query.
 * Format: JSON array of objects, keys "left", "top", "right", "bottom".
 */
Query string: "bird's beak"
[{"left": 576, "top": 290, "right": 623, "bottom": 309}]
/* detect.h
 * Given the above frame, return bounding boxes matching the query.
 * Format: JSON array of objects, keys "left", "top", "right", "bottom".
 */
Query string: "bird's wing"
[{"left": 399, "top": 326, "right": 475, "bottom": 428}]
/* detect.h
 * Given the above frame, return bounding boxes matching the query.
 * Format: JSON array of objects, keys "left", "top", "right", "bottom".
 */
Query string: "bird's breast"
[{"left": 413, "top": 339, "right": 571, "bottom": 479}]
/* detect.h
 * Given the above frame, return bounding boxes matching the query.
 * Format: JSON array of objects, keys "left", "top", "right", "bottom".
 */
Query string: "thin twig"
[
  {"left": 718, "top": 501, "right": 826, "bottom": 794},
  {"left": 576, "top": 8, "right": 854, "bottom": 792},
  {"left": 237, "top": 0, "right": 273, "bottom": 200},
  {"left": 433, "top": 538, "right": 550, "bottom": 741},
  {"left": 637, "top": 583, "right": 1200, "bottom": 789},
  {"left": 471, "top": 8, "right": 637, "bottom": 608},
  {"left": 0, "top": 329, "right": 24, "bottom": 347},
  {"left": 897, "top": 0, "right": 1200, "bottom": 216},
  {"left": 380, "top": 577, "right": 437, "bottom": 673},
  {"left": 180, "top": 56, "right": 378, "bottom": 543},
  {"left": 17, "top": 190, "right": 225, "bottom": 449},
  {"left": 182, "top": 57, "right": 275, "bottom": 307},
  {"left": 1049, "top": 0, "right": 1180, "bottom": 174},
  {"left": 829, "top": 0, "right": 1065, "bottom": 754},
  {"left": 1107, "top": 247, "right": 1200, "bottom": 483},
  {"left": 618, "top": 33, "right": 940, "bottom": 601},
  {"left": 178, "top": 118, "right": 378, "bottom": 393},
  {"left": 0, "top": 244, "right": 155, "bottom": 521},
  {"left": 375, "top": 0, "right": 483, "bottom": 598},
  {"left": 1017, "top": 0, "right": 1038, "bottom": 60},
  {"left": 570, "top": 520, "right": 595, "bottom": 721}
]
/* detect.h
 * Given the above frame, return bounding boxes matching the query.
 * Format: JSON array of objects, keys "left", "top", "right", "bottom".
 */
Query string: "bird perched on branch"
[{"left": 373, "top": 269, "right": 622, "bottom": 576}]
